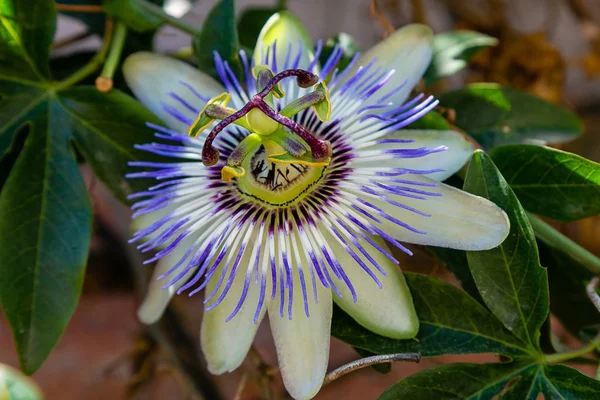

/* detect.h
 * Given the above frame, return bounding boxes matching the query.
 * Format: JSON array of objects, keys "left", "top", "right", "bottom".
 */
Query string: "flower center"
[{"left": 236, "top": 146, "right": 326, "bottom": 207}]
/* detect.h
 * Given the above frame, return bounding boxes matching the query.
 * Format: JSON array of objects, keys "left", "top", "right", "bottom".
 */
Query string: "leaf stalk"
[
  {"left": 55, "top": 17, "right": 114, "bottom": 90},
  {"left": 138, "top": 0, "right": 201, "bottom": 35},
  {"left": 96, "top": 21, "right": 128, "bottom": 92},
  {"left": 527, "top": 212, "right": 600, "bottom": 276}
]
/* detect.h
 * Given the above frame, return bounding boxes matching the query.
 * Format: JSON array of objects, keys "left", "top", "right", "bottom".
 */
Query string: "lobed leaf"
[
  {"left": 0, "top": 0, "right": 55, "bottom": 82},
  {"left": 59, "top": 86, "right": 162, "bottom": 202},
  {"left": 0, "top": 5, "right": 163, "bottom": 369},
  {"left": 378, "top": 362, "right": 600, "bottom": 399},
  {"left": 0, "top": 98, "right": 92, "bottom": 374},
  {"left": 332, "top": 273, "right": 529, "bottom": 358}
]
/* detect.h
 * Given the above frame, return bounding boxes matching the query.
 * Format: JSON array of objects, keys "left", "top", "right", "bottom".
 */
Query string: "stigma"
[{"left": 186, "top": 67, "right": 333, "bottom": 182}]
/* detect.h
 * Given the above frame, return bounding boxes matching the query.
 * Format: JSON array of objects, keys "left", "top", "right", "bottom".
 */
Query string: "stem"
[
  {"left": 232, "top": 373, "right": 248, "bottom": 400},
  {"left": 248, "top": 346, "right": 275, "bottom": 400},
  {"left": 55, "top": 17, "right": 114, "bottom": 90},
  {"left": 277, "top": 0, "right": 287, "bottom": 10},
  {"left": 96, "top": 21, "right": 128, "bottom": 92},
  {"left": 545, "top": 336, "right": 600, "bottom": 364},
  {"left": 138, "top": 0, "right": 201, "bottom": 35},
  {"left": 545, "top": 280, "right": 600, "bottom": 363},
  {"left": 322, "top": 353, "right": 421, "bottom": 386},
  {"left": 526, "top": 212, "right": 600, "bottom": 275},
  {"left": 369, "top": 0, "right": 396, "bottom": 39},
  {"left": 51, "top": 31, "right": 92, "bottom": 49},
  {"left": 587, "top": 277, "right": 600, "bottom": 312},
  {"left": 55, "top": 4, "right": 104, "bottom": 12}
]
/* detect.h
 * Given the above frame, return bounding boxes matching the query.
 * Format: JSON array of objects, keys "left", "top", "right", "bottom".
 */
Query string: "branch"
[
  {"left": 527, "top": 213, "right": 600, "bottom": 276},
  {"left": 55, "top": 17, "right": 114, "bottom": 90},
  {"left": 587, "top": 277, "right": 600, "bottom": 313},
  {"left": 56, "top": 4, "right": 104, "bottom": 12},
  {"left": 248, "top": 346, "right": 277, "bottom": 400},
  {"left": 323, "top": 353, "right": 421, "bottom": 386}
]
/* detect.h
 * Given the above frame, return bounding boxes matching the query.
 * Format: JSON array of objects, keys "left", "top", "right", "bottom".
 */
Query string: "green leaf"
[
  {"left": 379, "top": 362, "right": 530, "bottom": 399},
  {"left": 193, "top": 0, "right": 240, "bottom": 78},
  {"left": 0, "top": 82, "right": 161, "bottom": 373},
  {"left": 0, "top": 97, "right": 92, "bottom": 374},
  {"left": 405, "top": 110, "right": 451, "bottom": 130},
  {"left": 331, "top": 273, "right": 529, "bottom": 358},
  {"left": 378, "top": 362, "right": 600, "bottom": 399},
  {"left": 0, "top": 8, "right": 162, "bottom": 369},
  {"left": 464, "top": 150, "right": 549, "bottom": 355},
  {"left": 423, "top": 30, "right": 498, "bottom": 85},
  {"left": 491, "top": 145, "right": 600, "bottom": 222},
  {"left": 0, "top": 0, "right": 56, "bottom": 82},
  {"left": 103, "top": 0, "right": 163, "bottom": 32},
  {"left": 58, "top": 86, "right": 162, "bottom": 202},
  {"left": 543, "top": 364, "right": 600, "bottom": 399},
  {"left": 319, "top": 33, "right": 361, "bottom": 73},
  {"left": 0, "top": 125, "right": 27, "bottom": 190},
  {"left": 237, "top": 7, "right": 278, "bottom": 50},
  {"left": 439, "top": 84, "right": 584, "bottom": 149},
  {"left": 0, "top": 82, "right": 47, "bottom": 158},
  {"left": 426, "top": 247, "right": 484, "bottom": 305}
]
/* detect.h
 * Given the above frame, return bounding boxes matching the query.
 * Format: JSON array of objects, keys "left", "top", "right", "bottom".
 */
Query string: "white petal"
[
  {"left": 137, "top": 238, "right": 197, "bottom": 324},
  {"left": 357, "top": 24, "right": 433, "bottom": 106},
  {"left": 200, "top": 243, "right": 268, "bottom": 374},
  {"left": 320, "top": 229, "right": 418, "bottom": 339},
  {"left": 123, "top": 52, "right": 225, "bottom": 132},
  {"left": 356, "top": 130, "right": 474, "bottom": 181},
  {"left": 254, "top": 11, "right": 315, "bottom": 71},
  {"left": 364, "top": 175, "right": 510, "bottom": 250},
  {"left": 268, "top": 265, "right": 332, "bottom": 400}
]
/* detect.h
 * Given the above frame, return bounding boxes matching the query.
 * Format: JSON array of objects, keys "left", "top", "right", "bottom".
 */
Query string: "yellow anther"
[{"left": 221, "top": 166, "right": 246, "bottom": 182}]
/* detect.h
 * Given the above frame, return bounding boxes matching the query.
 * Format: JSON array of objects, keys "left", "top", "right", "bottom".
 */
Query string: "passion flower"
[{"left": 124, "top": 14, "right": 509, "bottom": 400}]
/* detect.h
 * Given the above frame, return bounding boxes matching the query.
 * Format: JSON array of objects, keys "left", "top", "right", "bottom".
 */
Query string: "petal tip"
[
  {"left": 386, "top": 318, "right": 420, "bottom": 340},
  {"left": 483, "top": 207, "right": 511, "bottom": 250},
  {"left": 136, "top": 299, "right": 165, "bottom": 325},
  {"left": 397, "top": 23, "right": 434, "bottom": 42},
  {"left": 285, "top": 379, "right": 324, "bottom": 400},
  {"left": 123, "top": 51, "right": 161, "bottom": 79},
  {"left": 200, "top": 328, "right": 249, "bottom": 375}
]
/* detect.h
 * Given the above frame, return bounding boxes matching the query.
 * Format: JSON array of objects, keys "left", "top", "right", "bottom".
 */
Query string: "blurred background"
[{"left": 2, "top": 0, "right": 600, "bottom": 398}]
